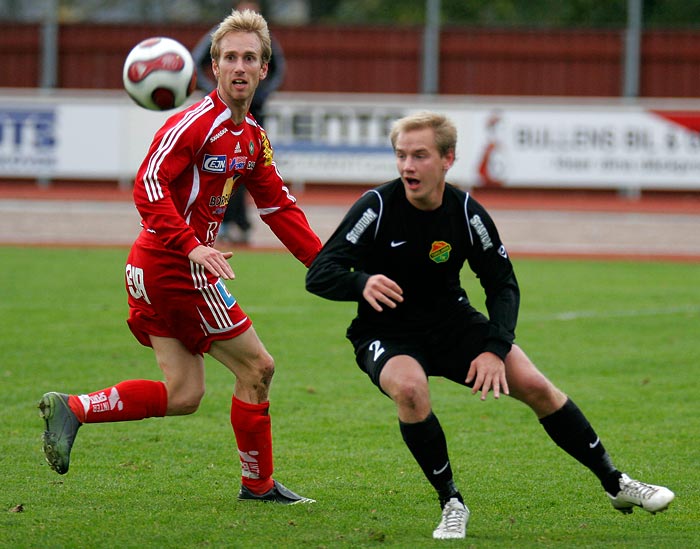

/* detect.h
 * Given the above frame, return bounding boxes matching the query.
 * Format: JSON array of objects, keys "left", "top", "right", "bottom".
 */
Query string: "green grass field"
[{"left": 1, "top": 246, "right": 698, "bottom": 548}]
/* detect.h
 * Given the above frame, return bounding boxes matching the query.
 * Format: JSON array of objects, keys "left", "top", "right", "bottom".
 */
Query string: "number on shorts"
[
  {"left": 126, "top": 264, "right": 151, "bottom": 304},
  {"left": 369, "top": 340, "right": 385, "bottom": 362}
]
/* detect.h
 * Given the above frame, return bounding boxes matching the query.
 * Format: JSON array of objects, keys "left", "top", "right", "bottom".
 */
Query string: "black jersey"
[{"left": 306, "top": 178, "right": 520, "bottom": 359}]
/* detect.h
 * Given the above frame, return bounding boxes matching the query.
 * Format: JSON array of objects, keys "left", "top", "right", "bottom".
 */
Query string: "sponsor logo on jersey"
[
  {"left": 429, "top": 241, "right": 452, "bottom": 263},
  {"left": 229, "top": 155, "right": 247, "bottom": 171},
  {"left": 346, "top": 208, "right": 378, "bottom": 244},
  {"left": 260, "top": 133, "right": 274, "bottom": 165},
  {"left": 469, "top": 214, "right": 494, "bottom": 251},
  {"left": 202, "top": 154, "right": 227, "bottom": 173},
  {"left": 234, "top": 141, "right": 242, "bottom": 153},
  {"left": 209, "top": 174, "right": 239, "bottom": 208},
  {"left": 498, "top": 244, "right": 508, "bottom": 258},
  {"left": 247, "top": 161, "right": 256, "bottom": 170},
  {"left": 209, "top": 127, "right": 228, "bottom": 143}
]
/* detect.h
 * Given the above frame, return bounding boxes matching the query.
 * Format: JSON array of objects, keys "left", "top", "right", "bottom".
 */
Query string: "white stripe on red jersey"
[{"left": 133, "top": 90, "right": 321, "bottom": 265}]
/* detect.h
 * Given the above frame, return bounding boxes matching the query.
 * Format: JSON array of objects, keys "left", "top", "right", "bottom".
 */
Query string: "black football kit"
[
  {"left": 306, "top": 178, "right": 669, "bottom": 515},
  {"left": 306, "top": 178, "right": 520, "bottom": 386}
]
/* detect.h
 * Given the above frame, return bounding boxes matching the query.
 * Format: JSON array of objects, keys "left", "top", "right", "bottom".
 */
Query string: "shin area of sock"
[{"left": 71, "top": 380, "right": 168, "bottom": 423}]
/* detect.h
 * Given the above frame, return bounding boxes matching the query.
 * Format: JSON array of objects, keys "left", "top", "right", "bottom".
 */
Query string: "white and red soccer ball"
[{"left": 123, "top": 37, "right": 196, "bottom": 111}]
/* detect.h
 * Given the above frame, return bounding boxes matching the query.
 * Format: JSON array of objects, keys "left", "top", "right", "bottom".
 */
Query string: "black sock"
[
  {"left": 539, "top": 398, "right": 622, "bottom": 494},
  {"left": 399, "top": 411, "right": 462, "bottom": 506}
]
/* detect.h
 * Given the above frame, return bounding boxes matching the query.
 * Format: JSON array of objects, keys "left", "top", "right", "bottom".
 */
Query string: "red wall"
[
  {"left": 1, "top": 23, "right": 699, "bottom": 98},
  {"left": 439, "top": 28, "right": 623, "bottom": 96}
]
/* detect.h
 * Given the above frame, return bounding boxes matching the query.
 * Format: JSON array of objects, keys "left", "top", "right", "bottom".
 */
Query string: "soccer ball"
[{"left": 122, "top": 37, "right": 196, "bottom": 111}]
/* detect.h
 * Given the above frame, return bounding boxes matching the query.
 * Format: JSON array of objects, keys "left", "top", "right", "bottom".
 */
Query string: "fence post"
[
  {"left": 622, "top": 0, "right": 642, "bottom": 98},
  {"left": 40, "top": 0, "right": 59, "bottom": 90},
  {"left": 421, "top": 0, "right": 441, "bottom": 95}
]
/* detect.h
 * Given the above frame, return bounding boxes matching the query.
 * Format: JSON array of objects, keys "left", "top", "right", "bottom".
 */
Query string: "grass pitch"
[{"left": 1, "top": 247, "right": 698, "bottom": 547}]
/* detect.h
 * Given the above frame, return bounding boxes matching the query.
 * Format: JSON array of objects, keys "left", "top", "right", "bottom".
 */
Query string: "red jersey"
[
  {"left": 126, "top": 91, "right": 321, "bottom": 353},
  {"left": 133, "top": 90, "right": 321, "bottom": 266}
]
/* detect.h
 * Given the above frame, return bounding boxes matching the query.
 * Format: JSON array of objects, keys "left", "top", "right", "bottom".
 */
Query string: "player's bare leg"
[
  {"left": 151, "top": 335, "right": 206, "bottom": 415},
  {"left": 39, "top": 336, "right": 196, "bottom": 475},
  {"left": 209, "top": 327, "right": 274, "bottom": 405},
  {"left": 505, "top": 345, "right": 674, "bottom": 514},
  {"left": 503, "top": 345, "right": 567, "bottom": 417},
  {"left": 210, "top": 327, "right": 314, "bottom": 504},
  {"left": 380, "top": 356, "right": 469, "bottom": 538}
]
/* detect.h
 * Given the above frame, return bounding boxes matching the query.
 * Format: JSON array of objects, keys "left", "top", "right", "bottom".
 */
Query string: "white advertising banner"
[
  {"left": 0, "top": 90, "right": 169, "bottom": 181},
  {"left": 265, "top": 97, "right": 700, "bottom": 190},
  {"left": 460, "top": 107, "right": 700, "bottom": 189},
  {"left": 1, "top": 90, "right": 699, "bottom": 191}
]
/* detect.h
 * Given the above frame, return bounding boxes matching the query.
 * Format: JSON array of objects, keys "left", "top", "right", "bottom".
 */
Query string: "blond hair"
[
  {"left": 210, "top": 9, "right": 272, "bottom": 64},
  {"left": 390, "top": 112, "right": 457, "bottom": 157}
]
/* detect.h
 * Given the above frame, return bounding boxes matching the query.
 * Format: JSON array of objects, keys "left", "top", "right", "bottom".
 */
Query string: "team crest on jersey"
[{"left": 429, "top": 241, "right": 452, "bottom": 263}]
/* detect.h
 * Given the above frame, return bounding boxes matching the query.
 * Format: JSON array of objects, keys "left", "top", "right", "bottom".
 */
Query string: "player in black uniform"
[{"left": 305, "top": 112, "right": 674, "bottom": 540}]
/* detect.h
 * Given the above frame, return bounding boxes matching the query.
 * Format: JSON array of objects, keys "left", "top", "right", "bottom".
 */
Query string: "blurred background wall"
[
  {"left": 1, "top": 0, "right": 699, "bottom": 192},
  {"left": 1, "top": 0, "right": 699, "bottom": 97}
]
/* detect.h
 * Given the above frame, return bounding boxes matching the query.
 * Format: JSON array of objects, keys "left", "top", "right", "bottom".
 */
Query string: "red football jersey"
[{"left": 133, "top": 90, "right": 321, "bottom": 266}]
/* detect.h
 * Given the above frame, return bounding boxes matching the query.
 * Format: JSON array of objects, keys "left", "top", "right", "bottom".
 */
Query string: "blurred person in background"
[
  {"left": 193, "top": 0, "right": 286, "bottom": 245},
  {"left": 306, "top": 111, "right": 675, "bottom": 538},
  {"left": 39, "top": 8, "right": 319, "bottom": 505}
]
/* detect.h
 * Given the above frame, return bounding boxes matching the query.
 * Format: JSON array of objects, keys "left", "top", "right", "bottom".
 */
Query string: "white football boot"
[
  {"left": 608, "top": 474, "right": 675, "bottom": 514},
  {"left": 433, "top": 497, "right": 470, "bottom": 539}
]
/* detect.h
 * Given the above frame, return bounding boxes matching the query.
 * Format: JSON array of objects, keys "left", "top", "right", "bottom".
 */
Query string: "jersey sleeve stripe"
[
  {"left": 367, "top": 189, "right": 383, "bottom": 240},
  {"left": 143, "top": 98, "right": 214, "bottom": 203},
  {"left": 464, "top": 192, "right": 474, "bottom": 246}
]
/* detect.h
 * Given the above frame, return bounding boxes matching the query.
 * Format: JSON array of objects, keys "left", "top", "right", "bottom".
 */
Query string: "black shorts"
[{"left": 350, "top": 305, "right": 492, "bottom": 390}]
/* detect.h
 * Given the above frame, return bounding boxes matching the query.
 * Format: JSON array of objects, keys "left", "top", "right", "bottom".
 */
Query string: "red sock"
[
  {"left": 67, "top": 380, "right": 168, "bottom": 423},
  {"left": 230, "top": 395, "right": 274, "bottom": 494}
]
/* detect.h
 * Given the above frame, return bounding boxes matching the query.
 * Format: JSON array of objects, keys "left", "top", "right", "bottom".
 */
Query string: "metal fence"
[{"left": 1, "top": 22, "right": 699, "bottom": 98}]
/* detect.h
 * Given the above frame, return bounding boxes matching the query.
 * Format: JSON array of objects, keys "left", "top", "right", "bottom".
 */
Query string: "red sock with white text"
[
  {"left": 230, "top": 395, "right": 274, "bottom": 494},
  {"left": 67, "top": 380, "right": 168, "bottom": 423}
]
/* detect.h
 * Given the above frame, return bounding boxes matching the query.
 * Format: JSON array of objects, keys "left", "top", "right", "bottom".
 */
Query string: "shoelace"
[
  {"left": 621, "top": 479, "right": 659, "bottom": 500},
  {"left": 441, "top": 503, "right": 467, "bottom": 532}
]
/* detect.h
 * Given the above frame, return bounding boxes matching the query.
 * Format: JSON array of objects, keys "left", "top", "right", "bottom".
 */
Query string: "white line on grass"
[
  {"left": 522, "top": 304, "right": 700, "bottom": 322},
  {"left": 240, "top": 304, "right": 700, "bottom": 322}
]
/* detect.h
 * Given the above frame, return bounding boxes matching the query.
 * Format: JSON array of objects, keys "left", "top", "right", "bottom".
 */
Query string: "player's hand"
[
  {"left": 362, "top": 274, "right": 404, "bottom": 312},
  {"left": 465, "top": 351, "right": 509, "bottom": 401},
  {"left": 188, "top": 245, "right": 235, "bottom": 279}
]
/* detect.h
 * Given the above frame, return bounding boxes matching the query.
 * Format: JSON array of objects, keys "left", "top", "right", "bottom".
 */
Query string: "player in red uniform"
[{"left": 39, "top": 9, "right": 320, "bottom": 504}]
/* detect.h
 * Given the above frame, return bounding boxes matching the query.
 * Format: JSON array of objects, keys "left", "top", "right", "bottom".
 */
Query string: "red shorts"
[{"left": 125, "top": 233, "right": 252, "bottom": 355}]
